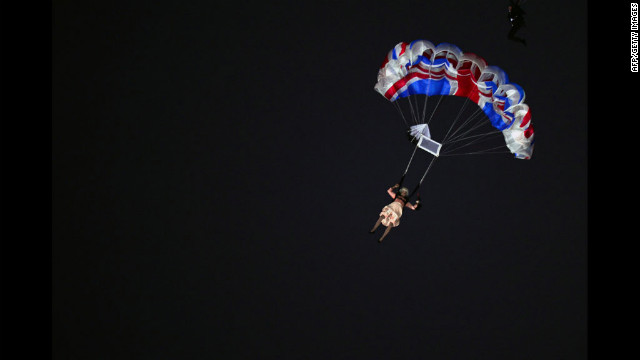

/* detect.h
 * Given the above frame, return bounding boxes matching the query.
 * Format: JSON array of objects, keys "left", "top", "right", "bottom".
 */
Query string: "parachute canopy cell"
[{"left": 374, "top": 40, "right": 534, "bottom": 159}]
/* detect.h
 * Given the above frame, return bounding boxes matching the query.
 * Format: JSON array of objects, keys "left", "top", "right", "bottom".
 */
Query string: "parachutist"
[
  {"left": 507, "top": 0, "right": 527, "bottom": 46},
  {"left": 369, "top": 184, "right": 420, "bottom": 243}
]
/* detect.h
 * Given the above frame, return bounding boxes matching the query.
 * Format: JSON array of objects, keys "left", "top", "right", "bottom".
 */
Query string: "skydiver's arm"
[
  {"left": 387, "top": 184, "right": 400, "bottom": 198},
  {"left": 405, "top": 201, "right": 419, "bottom": 211}
]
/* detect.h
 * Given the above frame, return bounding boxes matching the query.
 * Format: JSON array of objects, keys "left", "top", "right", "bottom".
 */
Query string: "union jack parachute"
[{"left": 375, "top": 40, "right": 534, "bottom": 159}]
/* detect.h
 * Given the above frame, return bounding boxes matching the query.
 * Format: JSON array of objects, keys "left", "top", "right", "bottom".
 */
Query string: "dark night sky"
[{"left": 51, "top": 0, "right": 592, "bottom": 358}]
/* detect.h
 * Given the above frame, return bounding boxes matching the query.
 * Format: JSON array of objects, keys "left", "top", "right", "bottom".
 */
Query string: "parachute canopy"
[{"left": 374, "top": 40, "right": 534, "bottom": 159}]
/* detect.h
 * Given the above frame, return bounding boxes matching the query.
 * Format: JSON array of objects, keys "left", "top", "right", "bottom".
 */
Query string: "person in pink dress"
[{"left": 370, "top": 184, "right": 421, "bottom": 243}]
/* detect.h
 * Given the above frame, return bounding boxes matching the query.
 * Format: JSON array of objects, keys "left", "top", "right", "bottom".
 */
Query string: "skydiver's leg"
[
  {"left": 370, "top": 216, "right": 384, "bottom": 233},
  {"left": 378, "top": 225, "right": 392, "bottom": 242},
  {"left": 507, "top": 24, "right": 526, "bottom": 45}
]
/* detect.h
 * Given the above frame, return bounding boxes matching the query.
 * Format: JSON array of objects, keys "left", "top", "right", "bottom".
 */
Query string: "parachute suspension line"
[
  {"left": 406, "top": 95, "right": 419, "bottom": 125},
  {"left": 452, "top": 97, "right": 473, "bottom": 128},
  {"left": 404, "top": 143, "right": 420, "bottom": 175},
  {"left": 420, "top": 62, "right": 434, "bottom": 124},
  {"left": 444, "top": 129, "right": 503, "bottom": 146},
  {"left": 420, "top": 94, "right": 430, "bottom": 124},
  {"left": 398, "top": 142, "right": 420, "bottom": 188},
  {"left": 446, "top": 104, "right": 484, "bottom": 134},
  {"left": 446, "top": 121, "right": 501, "bottom": 146},
  {"left": 392, "top": 101, "right": 410, "bottom": 128},
  {"left": 439, "top": 100, "right": 510, "bottom": 156},
  {"left": 440, "top": 146, "right": 511, "bottom": 157},
  {"left": 409, "top": 155, "right": 437, "bottom": 198},
  {"left": 441, "top": 132, "right": 506, "bottom": 155},
  {"left": 419, "top": 155, "right": 437, "bottom": 185},
  {"left": 426, "top": 95, "right": 445, "bottom": 125},
  {"left": 443, "top": 106, "right": 488, "bottom": 144},
  {"left": 449, "top": 107, "right": 487, "bottom": 141},
  {"left": 441, "top": 97, "right": 471, "bottom": 144}
]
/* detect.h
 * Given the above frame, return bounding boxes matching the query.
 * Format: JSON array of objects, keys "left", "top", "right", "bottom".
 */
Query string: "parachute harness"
[{"left": 397, "top": 146, "right": 438, "bottom": 210}]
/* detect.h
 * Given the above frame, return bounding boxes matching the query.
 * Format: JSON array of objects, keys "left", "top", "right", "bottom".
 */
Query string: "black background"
[{"left": 48, "top": 0, "right": 598, "bottom": 358}]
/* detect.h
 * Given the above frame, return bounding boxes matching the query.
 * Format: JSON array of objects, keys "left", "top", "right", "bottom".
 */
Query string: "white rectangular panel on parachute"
[{"left": 410, "top": 124, "right": 442, "bottom": 157}]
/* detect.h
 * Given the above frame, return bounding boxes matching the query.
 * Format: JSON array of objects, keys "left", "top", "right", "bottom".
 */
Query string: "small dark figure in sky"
[
  {"left": 507, "top": 0, "right": 527, "bottom": 46},
  {"left": 370, "top": 184, "right": 420, "bottom": 243}
]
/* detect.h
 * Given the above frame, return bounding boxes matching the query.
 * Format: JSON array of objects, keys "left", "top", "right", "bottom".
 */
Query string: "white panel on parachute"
[
  {"left": 418, "top": 135, "right": 441, "bottom": 157},
  {"left": 409, "top": 124, "right": 441, "bottom": 156}
]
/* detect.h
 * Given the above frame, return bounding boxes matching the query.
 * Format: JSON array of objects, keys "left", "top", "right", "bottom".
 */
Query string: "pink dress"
[{"left": 380, "top": 200, "right": 404, "bottom": 227}]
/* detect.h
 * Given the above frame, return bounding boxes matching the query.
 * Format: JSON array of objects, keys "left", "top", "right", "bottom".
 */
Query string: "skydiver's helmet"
[{"left": 398, "top": 187, "right": 409, "bottom": 197}]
